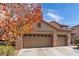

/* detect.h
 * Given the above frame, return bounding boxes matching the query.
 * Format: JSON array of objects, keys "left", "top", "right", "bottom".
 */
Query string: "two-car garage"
[
  {"left": 23, "top": 33, "right": 53, "bottom": 48},
  {"left": 22, "top": 32, "right": 67, "bottom": 48}
]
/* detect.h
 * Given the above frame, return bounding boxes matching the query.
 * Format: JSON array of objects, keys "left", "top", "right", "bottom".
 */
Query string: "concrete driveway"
[{"left": 17, "top": 46, "right": 79, "bottom": 56}]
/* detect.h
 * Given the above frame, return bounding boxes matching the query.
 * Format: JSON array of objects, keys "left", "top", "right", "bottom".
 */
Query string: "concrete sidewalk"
[{"left": 17, "top": 46, "right": 79, "bottom": 56}]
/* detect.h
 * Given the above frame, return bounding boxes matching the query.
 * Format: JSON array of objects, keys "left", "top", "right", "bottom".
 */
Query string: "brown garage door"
[
  {"left": 57, "top": 35, "right": 67, "bottom": 46},
  {"left": 23, "top": 33, "right": 52, "bottom": 48}
]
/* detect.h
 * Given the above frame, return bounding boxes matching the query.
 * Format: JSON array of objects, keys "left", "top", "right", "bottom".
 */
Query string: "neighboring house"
[
  {"left": 15, "top": 20, "right": 71, "bottom": 50},
  {"left": 70, "top": 25, "right": 79, "bottom": 45}
]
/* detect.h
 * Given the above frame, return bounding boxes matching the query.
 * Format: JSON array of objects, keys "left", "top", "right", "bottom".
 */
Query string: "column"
[
  {"left": 53, "top": 32, "right": 58, "bottom": 47},
  {"left": 15, "top": 36, "right": 23, "bottom": 50},
  {"left": 67, "top": 34, "right": 71, "bottom": 46}
]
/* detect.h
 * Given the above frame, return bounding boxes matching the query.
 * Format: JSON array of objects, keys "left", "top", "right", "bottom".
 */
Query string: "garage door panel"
[
  {"left": 57, "top": 35, "right": 67, "bottom": 46},
  {"left": 23, "top": 34, "right": 52, "bottom": 48}
]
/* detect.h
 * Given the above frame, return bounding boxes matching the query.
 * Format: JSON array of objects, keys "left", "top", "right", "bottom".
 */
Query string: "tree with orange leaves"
[{"left": 0, "top": 3, "right": 42, "bottom": 45}]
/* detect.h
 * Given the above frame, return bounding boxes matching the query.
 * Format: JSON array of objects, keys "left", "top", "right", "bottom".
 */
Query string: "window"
[
  {"left": 41, "top": 34, "right": 44, "bottom": 37},
  {"left": 23, "top": 34, "right": 27, "bottom": 36},
  {"left": 58, "top": 35, "right": 66, "bottom": 37},
  {"left": 48, "top": 35, "right": 51, "bottom": 37},
  {"left": 37, "top": 34, "right": 40, "bottom": 37},
  {"left": 37, "top": 22, "right": 41, "bottom": 28},
  {"left": 45, "top": 35, "right": 47, "bottom": 37},
  {"left": 29, "top": 34, "right": 32, "bottom": 36},
  {"left": 33, "top": 34, "right": 36, "bottom": 36}
]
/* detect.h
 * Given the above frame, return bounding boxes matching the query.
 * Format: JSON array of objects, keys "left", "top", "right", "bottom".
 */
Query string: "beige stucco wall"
[
  {"left": 72, "top": 28, "right": 79, "bottom": 33},
  {"left": 57, "top": 30, "right": 70, "bottom": 35},
  {"left": 32, "top": 21, "right": 71, "bottom": 46},
  {"left": 32, "top": 21, "right": 56, "bottom": 32},
  {"left": 49, "top": 22, "right": 60, "bottom": 29}
]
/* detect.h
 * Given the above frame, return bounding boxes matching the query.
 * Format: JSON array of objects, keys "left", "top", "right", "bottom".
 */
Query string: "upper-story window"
[
  {"left": 60, "top": 26, "right": 68, "bottom": 30},
  {"left": 61, "top": 27, "right": 66, "bottom": 29},
  {"left": 37, "top": 22, "right": 41, "bottom": 28}
]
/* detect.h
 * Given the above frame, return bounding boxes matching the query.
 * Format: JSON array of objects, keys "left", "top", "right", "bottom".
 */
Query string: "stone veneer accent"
[{"left": 15, "top": 37, "right": 23, "bottom": 50}]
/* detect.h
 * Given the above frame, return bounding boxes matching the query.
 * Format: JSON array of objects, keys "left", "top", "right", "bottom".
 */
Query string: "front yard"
[{"left": 0, "top": 46, "right": 79, "bottom": 56}]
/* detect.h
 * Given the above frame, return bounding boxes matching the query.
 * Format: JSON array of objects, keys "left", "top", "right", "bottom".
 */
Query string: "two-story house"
[{"left": 15, "top": 20, "right": 71, "bottom": 49}]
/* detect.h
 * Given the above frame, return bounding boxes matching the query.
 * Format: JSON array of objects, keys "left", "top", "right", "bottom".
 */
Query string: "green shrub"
[
  {"left": 0, "top": 46, "right": 5, "bottom": 56},
  {"left": 75, "top": 40, "right": 79, "bottom": 44},
  {"left": 75, "top": 40, "right": 79, "bottom": 48},
  {"left": 0, "top": 46, "right": 15, "bottom": 56},
  {"left": 77, "top": 44, "right": 79, "bottom": 48}
]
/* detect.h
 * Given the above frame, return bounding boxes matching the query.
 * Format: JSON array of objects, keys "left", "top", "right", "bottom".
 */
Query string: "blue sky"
[{"left": 42, "top": 3, "right": 79, "bottom": 27}]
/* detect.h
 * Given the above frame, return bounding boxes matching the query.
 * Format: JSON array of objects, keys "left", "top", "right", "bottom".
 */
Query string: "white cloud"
[
  {"left": 47, "top": 12, "right": 63, "bottom": 22},
  {"left": 67, "top": 21, "right": 79, "bottom": 26},
  {"left": 45, "top": 9, "right": 58, "bottom": 14},
  {"left": 43, "top": 8, "right": 64, "bottom": 22},
  {"left": 43, "top": 8, "right": 56, "bottom": 13}
]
